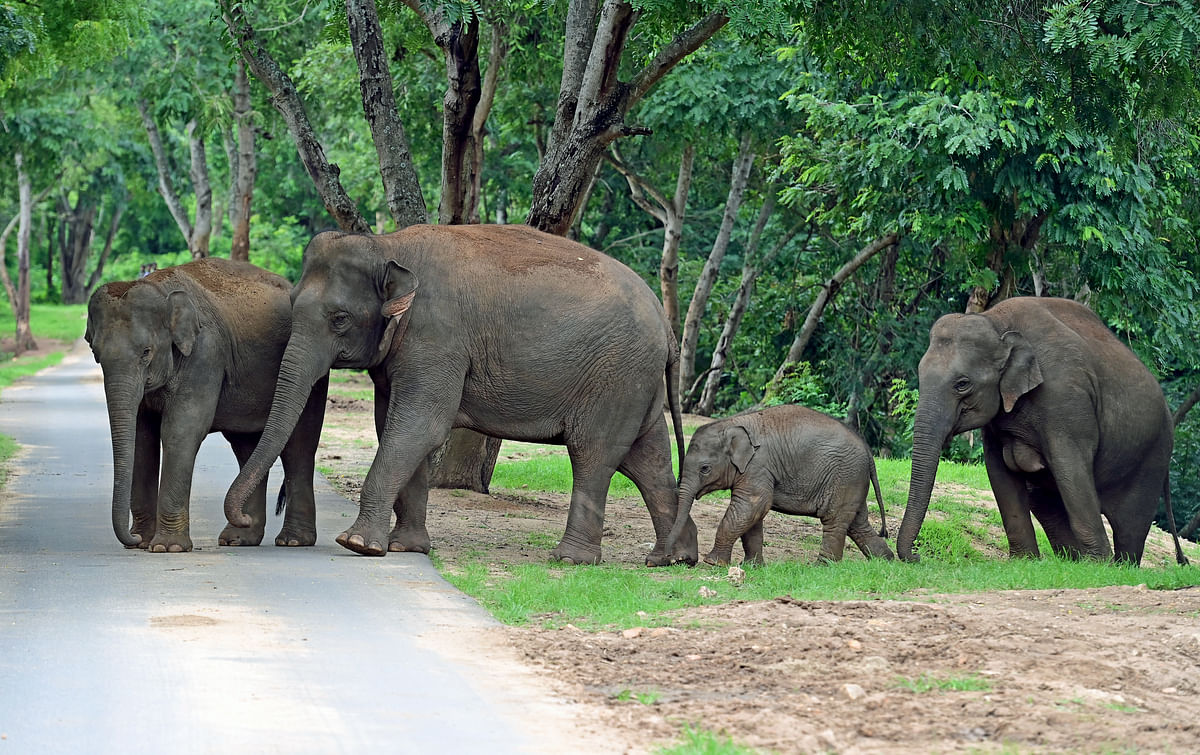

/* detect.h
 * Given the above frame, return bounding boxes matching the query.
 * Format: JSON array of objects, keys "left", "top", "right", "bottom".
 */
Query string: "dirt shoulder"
[{"left": 317, "top": 374, "right": 1200, "bottom": 753}]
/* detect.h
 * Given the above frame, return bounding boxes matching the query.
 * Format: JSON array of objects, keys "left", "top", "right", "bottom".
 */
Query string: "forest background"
[{"left": 4, "top": 0, "right": 1200, "bottom": 539}]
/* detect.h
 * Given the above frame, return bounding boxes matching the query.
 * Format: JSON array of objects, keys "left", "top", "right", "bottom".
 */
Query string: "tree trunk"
[
  {"left": 770, "top": 233, "right": 900, "bottom": 387},
  {"left": 680, "top": 132, "right": 754, "bottom": 405},
  {"left": 404, "top": 0, "right": 482, "bottom": 225},
  {"left": 138, "top": 99, "right": 194, "bottom": 248},
  {"left": 221, "top": 0, "right": 371, "bottom": 233},
  {"left": 57, "top": 192, "right": 97, "bottom": 305},
  {"left": 609, "top": 142, "right": 694, "bottom": 339},
  {"left": 85, "top": 200, "right": 124, "bottom": 294},
  {"left": 14, "top": 152, "right": 37, "bottom": 355},
  {"left": 229, "top": 59, "right": 256, "bottom": 262},
  {"left": 696, "top": 197, "right": 798, "bottom": 416},
  {"left": 966, "top": 211, "right": 1045, "bottom": 312},
  {"left": 348, "top": 0, "right": 427, "bottom": 228},
  {"left": 467, "top": 22, "right": 508, "bottom": 225},
  {"left": 527, "top": 1, "right": 727, "bottom": 235},
  {"left": 185, "top": 119, "right": 213, "bottom": 258}
]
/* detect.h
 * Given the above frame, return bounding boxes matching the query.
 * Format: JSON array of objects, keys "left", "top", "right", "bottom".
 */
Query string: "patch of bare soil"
[
  {"left": 318, "top": 375, "right": 1200, "bottom": 753},
  {"left": 0, "top": 337, "right": 71, "bottom": 362}
]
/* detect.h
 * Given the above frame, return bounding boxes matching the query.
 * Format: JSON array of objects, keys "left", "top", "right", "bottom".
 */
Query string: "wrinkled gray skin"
[
  {"left": 901, "top": 296, "right": 1188, "bottom": 566},
  {"left": 666, "top": 404, "right": 893, "bottom": 565},
  {"left": 85, "top": 258, "right": 328, "bottom": 552},
  {"left": 223, "top": 225, "right": 695, "bottom": 566}
]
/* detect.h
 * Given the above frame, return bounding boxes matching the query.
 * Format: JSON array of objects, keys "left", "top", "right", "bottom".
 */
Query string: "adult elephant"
[
  {"left": 899, "top": 296, "right": 1188, "bottom": 566},
  {"left": 85, "top": 258, "right": 328, "bottom": 552},
  {"left": 223, "top": 224, "right": 696, "bottom": 566}
]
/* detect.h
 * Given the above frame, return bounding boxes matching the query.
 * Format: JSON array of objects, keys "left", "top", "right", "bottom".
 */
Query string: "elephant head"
[
  {"left": 85, "top": 279, "right": 202, "bottom": 547},
  {"left": 897, "top": 312, "right": 1043, "bottom": 561},
  {"left": 224, "top": 234, "right": 419, "bottom": 527},
  {"left": 665, "top": 419, "right": 760, "bottom": 552}
]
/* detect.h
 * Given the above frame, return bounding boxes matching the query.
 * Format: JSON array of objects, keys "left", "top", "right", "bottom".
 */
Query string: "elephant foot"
[
  {"left": 148, "top": 533, "right": 193, "bottom": 553},
  {"left": 550, "top": 541, "right": 601, "bottom": 565},
  {"left": 645, "top": 548, "right": 696, "bottom": 567},
  {"left": 702, "top": 550, "right": 731, "bottom": 566},
  {"left": 336, "top": 530, "right": 387, "bottom": 556},
  {"left": 274, "top": 527, "right": 316, "bottom": 547},
  {"left": 218, "top": 525, "right": 265, "bottom": 547},
  {"left": 387, "top": 526, "right": 431, "bottom": 553}
]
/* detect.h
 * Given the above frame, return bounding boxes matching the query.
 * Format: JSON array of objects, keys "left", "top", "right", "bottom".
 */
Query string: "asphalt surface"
[{"left": 0, "top": 342, "right": 601, "bottom": 754}]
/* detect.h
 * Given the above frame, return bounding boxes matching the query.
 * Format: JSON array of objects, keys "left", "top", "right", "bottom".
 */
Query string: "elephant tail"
[
  {"left": 666, "top": 340, "right": 685, "bottom": 478},
  {"left": 275, "top": 480, "right": 288, "bottom": 517},
  {"left": 1163, "top": 477, "right": 1189, "bottom": 566},
  {"left": 869, "top": 457, "right": 888, "bottom": 539}
]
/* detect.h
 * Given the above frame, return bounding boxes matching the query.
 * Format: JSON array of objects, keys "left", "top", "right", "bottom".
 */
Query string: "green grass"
[
  {"left": 894, "top": 672, "right": 992, "bottom": 693},
  {"left": 441, "top": 551, "right": 1200, "bottom": 631},
  {"left": 655, "top": 726, "right": 762, "bottom": 755}
]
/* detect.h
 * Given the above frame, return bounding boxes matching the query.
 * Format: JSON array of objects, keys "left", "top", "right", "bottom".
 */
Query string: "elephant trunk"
[
  {"left": 224, "top": 336, "right": 328, "bottom": 527},
  {"left": 103, "top": 372, "right": 145, "bottom": 547},
  {"left": 897, "top": 402, "right": 954, "bottom": 562},
  {"left": 665, "top": 474, "right": 700, "bottom": 554}
]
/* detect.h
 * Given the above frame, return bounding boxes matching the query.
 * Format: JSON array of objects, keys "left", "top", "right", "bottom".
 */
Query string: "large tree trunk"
[
  {"left": 527, "top": 1, "right": 727, "bottom": 235},
  {"left": 770, "top": 233, "right": 900, "bottom": 387},
  {"left": 229, "top": 59, "right": 256, "bottom": 262},
  {"left": 221, "top": 0, "right": 371, "bottom": 233},
  {"left": 679, "top": 132, "right": 754, "bottom": 405},
  {"left": 185, "top": 119, "right": 213, "bottom": 258},
  {"left": 57, "top": 192, "right": 97, "bottom": 305},
  {"left": 965, "top": 211, "right": 1045, "bottom": 312},
  {"left": 348, "top": 0, "right": 427, "bottom": 228},
  {"left": 14, "top": 152, "right": 37, "bottom": 355},
  {"left": 609, "top": 142, "right": 694, "bottom": 340}
]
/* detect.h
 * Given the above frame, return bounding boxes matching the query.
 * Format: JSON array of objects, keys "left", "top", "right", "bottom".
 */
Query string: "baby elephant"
[{"left": 665, "top": 404, "right": 893, "bottom": 565}]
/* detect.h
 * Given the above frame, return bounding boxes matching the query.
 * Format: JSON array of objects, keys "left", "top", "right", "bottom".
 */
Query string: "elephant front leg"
[
  {"left": 219, "top": 431, "right": 268, "bottom": 547},
  {"left": 149, "top": 425, "right": 209, "bottom": 553},
  {"left": 130, "top": 408, "right": 161, "bottom": 548},
  {"left": 273, "top": 377, "right": 328, "bottom": 547},
  {"left": 983, "top": 429, "right": 1040, "bottom": 559},
  {"left": 388, "top": 457, "right": 431, "bottom": 553},
  {"left": 705, "top": 487, "right": 772, "bottom": 565}
]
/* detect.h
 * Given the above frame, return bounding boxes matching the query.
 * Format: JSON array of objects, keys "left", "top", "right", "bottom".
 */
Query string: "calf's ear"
[{"left": 723, "top": 424, "right": 760, "bottom": 475}]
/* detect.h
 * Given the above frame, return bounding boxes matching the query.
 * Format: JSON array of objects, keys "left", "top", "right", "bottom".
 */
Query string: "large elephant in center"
[
  {"left": 900, "top": 296, "right": 1187, "bottom": 566},
  {"left": 223, "top": 224, "right": 696, "bottom": 565}
]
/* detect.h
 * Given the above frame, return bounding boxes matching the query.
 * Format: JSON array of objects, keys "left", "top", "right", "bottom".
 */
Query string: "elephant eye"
[
  {"left": 953, "top": 377, "right": 971, "bottom": 393},
  {"left": 699, "top": 464, "right": 712, "bottom": 476},
  {"left": 141, "top": 346, "right": 152, "bottom": 361},
  {"left": 329, "top": 312, "right": 353, "bottom": 332}
]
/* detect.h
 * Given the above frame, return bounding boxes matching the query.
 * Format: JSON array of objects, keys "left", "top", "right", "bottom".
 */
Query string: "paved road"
[{"left": 0, "top": 342, "right": 603, "bottom": 754}]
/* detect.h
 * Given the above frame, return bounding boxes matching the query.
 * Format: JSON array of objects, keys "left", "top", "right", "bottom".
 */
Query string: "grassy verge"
[{"left": 446, "top": 449, "right": 1200, "bottom": 632}]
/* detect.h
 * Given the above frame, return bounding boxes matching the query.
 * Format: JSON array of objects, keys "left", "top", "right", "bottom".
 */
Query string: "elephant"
[
  {"left": 899, "top": 296, "right": 1188, "bottom": 566},
  {"left": 222, "top": 224, "right": 697, "bottom": 566},
  {"left": 84, "top": 258, "right": 329, "bottom": 552},
  {"left": 665, "top": 404, "right": 893, "bottom": 565}
]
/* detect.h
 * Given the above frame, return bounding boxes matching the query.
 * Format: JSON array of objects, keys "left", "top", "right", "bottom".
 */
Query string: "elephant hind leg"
[
  {"left": 847, "top": 504, "right": 893, "bottom": 560},
  {"left": 552, "top": 455, "right": 615, "bottom": 565},
  {"left": 618, "top": 418, "right": 696, "bottom": 566},
  {"left": 387, "top": 457, "right": 431, "bottom": 553}
]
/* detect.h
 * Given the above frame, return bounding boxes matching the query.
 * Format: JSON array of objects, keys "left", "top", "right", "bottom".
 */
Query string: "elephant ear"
[
  {"left": 376, "top": 261, "right": 420, "bottom": 363},
  {"left": 723, "top": 424, "right": 760, "bottom": 475},
  {"left": 168, "top": 290, "right": 200, "bottom": 357},
  {"left": 999, "top": 330, "right": 1043, "bottom": 413}
]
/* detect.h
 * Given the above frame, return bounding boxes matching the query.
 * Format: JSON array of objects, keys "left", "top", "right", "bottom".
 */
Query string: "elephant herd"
[{"left": 84, "top": 224, "right": 1189, "bottom": 568}]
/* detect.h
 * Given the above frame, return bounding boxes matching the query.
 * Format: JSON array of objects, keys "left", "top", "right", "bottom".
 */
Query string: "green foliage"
[{"left": 761, "top": 361, "right": 847, "bottom": 417}]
